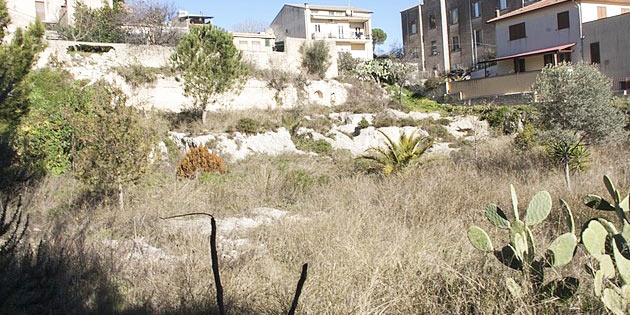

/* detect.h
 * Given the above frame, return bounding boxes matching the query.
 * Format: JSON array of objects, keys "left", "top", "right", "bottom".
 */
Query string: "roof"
[
  {"left": 179, "top": 14, "right": 214, "bottom": 19},
  {"left": 285, "top": 3, "right": 372, "bottom": 13},
  {"left": 491, "top": 43, "right": 576, "bottom": 61},
  {"left": 232, "top": 32, "right": 276, "bottom": 39},
  {"left": 401, "top": 4, "right": 420, "bottom": 13},
  {"left": 487, "top": 0, "right": 569, "bottom": 23}
]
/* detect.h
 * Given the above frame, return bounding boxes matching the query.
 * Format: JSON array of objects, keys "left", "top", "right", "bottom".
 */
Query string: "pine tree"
[{"left": 171, "top": 26, "right": 248, "bottom": 123}]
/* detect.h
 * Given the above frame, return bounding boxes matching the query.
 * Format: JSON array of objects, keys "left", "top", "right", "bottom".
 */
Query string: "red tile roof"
[{"left": 487, "top": 0, "right": 570, "bottom": 23}]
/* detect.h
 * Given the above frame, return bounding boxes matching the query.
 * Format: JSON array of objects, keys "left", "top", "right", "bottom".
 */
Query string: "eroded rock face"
[{"left": 170, "top": 127, "right": 302, "bottom": 162}]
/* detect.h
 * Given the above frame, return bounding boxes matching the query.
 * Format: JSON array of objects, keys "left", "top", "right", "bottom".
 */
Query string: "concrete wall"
[
  {"left": 583, "top": 13, "right": 630, "bottom": 85},
  {"left": 270, "top": 5, "right": 306, "bottom": 42},
  {"left": 495, "top": 2, "right": 580, "bottom": 57},
  {"left": 37, "top": 39, "right": 348, "bottom": 112},
  {"left": 448, "top": 70, "right": 539, "bottom": 99},
  {"left": 581, "top": 2, "right": 630, "bottom": 22}
]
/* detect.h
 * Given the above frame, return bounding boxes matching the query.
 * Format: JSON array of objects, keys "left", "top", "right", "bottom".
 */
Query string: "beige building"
[
  {"left": 270, "top": 3, "right": 374, "bottom": 60},
  {"left": 449, "top": 0, "right": 630, "bottom": 99},
  {"left": 5, "top": 0, "right": 113, "bottom": 29},
  {"left": 232, "top": 32, "right": 276, "bottom": 52}
]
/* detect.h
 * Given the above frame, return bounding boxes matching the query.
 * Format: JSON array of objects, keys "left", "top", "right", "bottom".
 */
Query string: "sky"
[{"left": 171, "top": 0, "right": 422, "bottom": 53}]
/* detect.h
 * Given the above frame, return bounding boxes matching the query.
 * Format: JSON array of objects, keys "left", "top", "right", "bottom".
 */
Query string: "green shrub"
[
  {"left": 176, "top": 145, "right": 228, "bottom": 178},
  {"left": 513, "top": 122, "right": 538, "bottom": 152},
  {"left": 114, "top": 64, "right": 162, "bottom": 88},
  {"left": 235, "top": 118, "right": 261, "bottom": 135},
  {"left": 532, "top": 62, "right": 625, "bottom": 144},
  {"left": 294, "top": 136, "right": 332, "bottom": 155},
  {"left": 300, "top": 40, "right": 331, "bottom": 79},
  {"left": 57, "top": 2, "right": 125, "bottom": 43},
  {"left": 357, "top": 117, "right": 370, "bottom": 130},
  {"left": 74, "top": 84, "right": 158, "bottom": 210},
  {"left": 11, "top": 69, "right": 93, "bottom": 175},
  {"left": 338, "top": 52, "right": 359, "bottom": 76}
]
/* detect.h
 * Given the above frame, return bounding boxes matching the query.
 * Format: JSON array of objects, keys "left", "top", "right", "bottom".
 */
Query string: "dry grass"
[{"left": 11, "top": 137, "right": 630, "bottom": 314}]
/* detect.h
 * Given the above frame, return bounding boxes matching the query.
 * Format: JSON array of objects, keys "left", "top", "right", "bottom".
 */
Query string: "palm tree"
[{"left": 360, "top": 130, "right": 433, "bottom": 174}]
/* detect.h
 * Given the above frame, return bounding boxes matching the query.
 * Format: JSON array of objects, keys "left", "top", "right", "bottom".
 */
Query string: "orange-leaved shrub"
[{"left": 176, "top": 145, "right": 227, "bottom": 178}]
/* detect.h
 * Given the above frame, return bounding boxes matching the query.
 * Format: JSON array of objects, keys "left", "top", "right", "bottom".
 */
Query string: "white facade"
[
  {"left": 492, "top": 0, "right": 630, "bottom": 75},
  {"left": 233, "top": 32, "right": 276, "bottom": 52},
  {"left": 271, "top": 4, "right": 374, "bottom": 60},
  {"left": 6, "top": 0, "right": 113, "bottom": 29}
]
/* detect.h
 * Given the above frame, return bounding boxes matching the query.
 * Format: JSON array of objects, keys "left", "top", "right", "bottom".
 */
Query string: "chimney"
[{"left": 495, "top": 9, "right": 501, "bottom": 17}]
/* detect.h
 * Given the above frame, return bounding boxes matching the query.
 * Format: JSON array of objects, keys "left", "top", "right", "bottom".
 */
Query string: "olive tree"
[
  {"left": 532, "top": 62, "right": 626, "bottom": 190},
  {"left": 532, "top": 62, "right": 625, "bottom": 144},
  {"left": 171, "top": 26, "right": 248, "bottom": 123}
]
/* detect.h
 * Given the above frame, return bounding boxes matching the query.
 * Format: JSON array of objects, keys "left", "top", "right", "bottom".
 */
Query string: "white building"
[
  {"left": 448, "top": 0, "right": 630, "bottom": 99},
  {"left": 487, "top": 0, "right": 630, "bottom": 75},
  {"left": 232, "top": 32, "right": 276, "bottom": 52},
  {"left": 270, "top": 3, "right": 374, "bottom": 60},
  {"left": 5, "top": 0, "right": 113, "bottom": 30}
]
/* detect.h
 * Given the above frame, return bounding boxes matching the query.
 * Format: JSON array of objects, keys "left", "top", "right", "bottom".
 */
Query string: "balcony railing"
[{"left": 311, "top": 32, "right": 371, "bottom": 40}]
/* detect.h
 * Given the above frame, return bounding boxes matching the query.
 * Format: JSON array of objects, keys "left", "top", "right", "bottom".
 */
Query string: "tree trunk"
[
  {"left": 564, "top": 162, "right": 572, "bottom": 191},
  {"left": 202, "top": 110, "right": 208, "bottom": 124},
  {"left": 118, "top": 182, "right": 124, "bottom": 211}
]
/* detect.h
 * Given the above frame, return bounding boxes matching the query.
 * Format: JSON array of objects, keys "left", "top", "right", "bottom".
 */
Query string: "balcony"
[{"left": 311, "top": 32, "right": 371, "bottom": 41}]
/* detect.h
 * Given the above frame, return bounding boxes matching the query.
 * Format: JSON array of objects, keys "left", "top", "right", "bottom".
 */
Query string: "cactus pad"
[
  {"left": 467, "top": 226, "right": 493, "bottom": 252},
  {"left": 547, "top": 233, "right": 577, "bottom": 267},
  {"left": 585, "top": 194, "right": 616, "bottom": 211},
  {"left": 510, "top": 184, "right": 519, "bottom": 219},
  {"left": 582, "top": 220, "right": 608, "bottom": 257},
  {"left": 613, "top": 235, "right": 630, "bottom": 285},
  {"left": 603, "top": 288, "right": 625, "bottom": 315},
  {"left": 486, "top": 204, "right": 510, "bottom": 229},
  {"left": 560, "top": 199, "right": 576, "bottom": 235},
  {"left": 505, "top": 277, "right": 521, "bottom": 298},
  {"left": 524, "top": 191, "right": 552, "bottom": 226}
]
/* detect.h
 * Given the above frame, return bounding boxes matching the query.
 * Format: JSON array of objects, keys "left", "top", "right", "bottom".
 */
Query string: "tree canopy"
[
  {"left": 171, "top": 26, "right": 248, "bottom": 123},
  {"left": 372, "top": 28, "right": 387, "bottom": 46}
]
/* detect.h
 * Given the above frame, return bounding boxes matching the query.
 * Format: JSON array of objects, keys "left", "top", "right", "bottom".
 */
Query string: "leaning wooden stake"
[
  {"left": 161, "top": 213, "right": 225, "bottom": 315},
  {"left": 288, "top": 263, "right": 308, "bottom": 315}
]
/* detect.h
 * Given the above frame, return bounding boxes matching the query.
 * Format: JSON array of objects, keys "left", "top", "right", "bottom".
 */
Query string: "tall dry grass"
[{"left": 12, "top": 136, "right": 630, "bottom": 314}]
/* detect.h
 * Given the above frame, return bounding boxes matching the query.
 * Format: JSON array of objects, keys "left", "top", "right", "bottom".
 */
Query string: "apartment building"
[
  {"left": 5, "top": 0, "right": 112, "bottom": 29},
  {"left": 401, "top": 0, "right": 540, "bottom": 74},
  {"left": 449, "top": 0, "right": 630, "bottom": 99},
  {"left": 270, "top": 3, "right": 374, "bottom": 59}
]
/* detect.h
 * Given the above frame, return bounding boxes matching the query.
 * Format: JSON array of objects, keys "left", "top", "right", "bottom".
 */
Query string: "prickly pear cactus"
[
  {"left": 467, "top": 185, "right": 578, "bottom": 300},
  {"left": 582, "top": 176, "right": 630, "bottom": 314}
]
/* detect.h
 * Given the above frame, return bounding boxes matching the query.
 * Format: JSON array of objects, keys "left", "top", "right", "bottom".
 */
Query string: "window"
[
  {"left": 315, "top": 24, "right": 321, "bottom": 32},
  {"left": 514, "top": 58, "right": 526, "bottom": 73},
  {"left": 35, "top": 1, "right": 45, "bottom": 20},
  {"left": 429, "top": 14, "right": 436, "bottom": 29},
  {"left": 620, "top": 79, "right": 630, "bottom": 91},
  {"left": 410, "top": 21, "right": 417, "bottom": 34},
  {"left": 450, "top": 8, "right": 458, "bottom": 25},
  {"left": 509, "top": 22, "right": 526, "bottom": 40},
  {"left": 452, "top": 35, "right": 460, "bottom": 51},
  {"left": 430, "top": 40, "right": 438, "bottom": 55},
  {"left": 557, "top": 11, "right": 570, "bottom": 29},
  {"left": 597, "top": 6, "right": 607, "bottom": 19},
  {"left": 265, "top": 39, "right": 270, "bottom": 47},
  {"left": 472, "top": 2, "right": 481, "bottom": 18},
  {"left": 338, "top": 25, "right": 344, "bottom": 38},
  {"left": 590, "top": 42, "right": 600, "bottom": 64},
  {"left": 559, "top": 52, "right": 571, "bottom": 63},
  {"left": 474, "top": 29, "right": 482, "bottom": 45},
  {"left": 544, "top": 54, "right": 555, "bottom": 66},
  {"left": 498, "top": 0, "right": 507, "bottom": 10}
]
